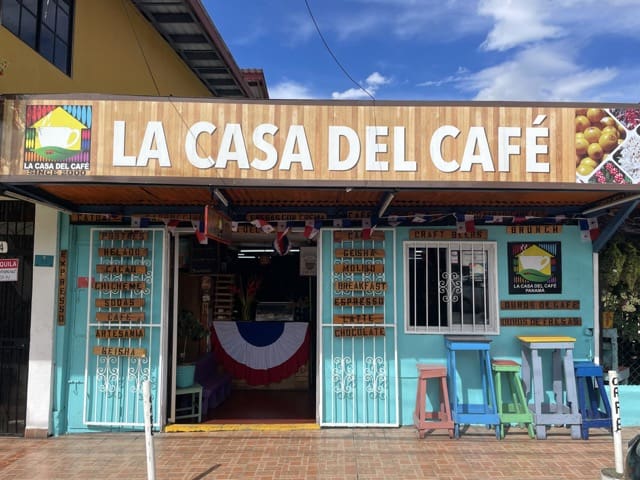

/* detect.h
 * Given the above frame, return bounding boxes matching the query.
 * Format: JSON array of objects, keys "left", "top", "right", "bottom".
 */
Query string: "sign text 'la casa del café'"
[{"left": 3, "top": 97, "right": 639, "bottom": 186}]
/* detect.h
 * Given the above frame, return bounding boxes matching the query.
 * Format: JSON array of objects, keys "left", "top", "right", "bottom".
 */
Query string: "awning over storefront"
[{"left": 2, "top": 95, "right": 639, "bottom": 250}]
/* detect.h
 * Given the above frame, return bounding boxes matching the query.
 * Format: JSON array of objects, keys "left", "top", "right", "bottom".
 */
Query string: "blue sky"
[{"left": 205, "top": 0, "right": 640, "bottom": 102}]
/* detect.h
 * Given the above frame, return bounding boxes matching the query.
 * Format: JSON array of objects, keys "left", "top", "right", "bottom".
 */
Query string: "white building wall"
[{"left": 24, "top": 205, "right": 59, "bottom": 438}]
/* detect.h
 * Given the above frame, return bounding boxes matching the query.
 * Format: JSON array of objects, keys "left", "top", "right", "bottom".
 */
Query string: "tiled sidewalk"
[{"left": 0, "top": 425, "right": 637, "bottom": 480}]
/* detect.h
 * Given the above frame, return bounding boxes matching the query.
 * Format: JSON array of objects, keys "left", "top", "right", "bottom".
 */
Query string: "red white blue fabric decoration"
[
  {"left": 165, "top": 219, "right": 180, "bottom": 233},
  {"left": 304, "top": 220, "right": 321, "bottom": 239},
  {"left": 211, "top": 321, "right": 310, "bottom": 386},
  {"left": 251, "top": 219, "right": 274, "bottom": 233},
  {"left": 273, "top": 231, "right": 291, "bottom": 255},
  {"left": 456, "top": 214, "right": 475, "bottom": 233},
  {"left": 580, "top": 218, "right": 600, "bottom": 242},
  {"left": 361, "top": 217, "right": 374, "bottom": 239}
]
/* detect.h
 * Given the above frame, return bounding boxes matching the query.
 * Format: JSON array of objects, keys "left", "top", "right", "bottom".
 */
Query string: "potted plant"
[
  {"left": 600, "top": 233, "right": 640, "bottom": 341},
  {"left": 232, "top": 275, "right": 262, "bottom": 321},
  {"left": 176, "top": 309, "right": 209, "bottom": 388}
]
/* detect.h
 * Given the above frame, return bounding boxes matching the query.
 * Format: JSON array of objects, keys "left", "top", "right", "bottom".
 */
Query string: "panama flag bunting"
[
  {"left": 456, "top": 214, "right": 475, "bottom": 233},
  {"left": 304, "top": 219, "right": 321, "bottom": 239},
  {"left": 580, "top": 218, "right": 600, "bottom": 242},
  {"left": 361, "top": 217, "right": 373, "bottom": 239},
  {"left": 251, "top": 218, "right": 274, "bottom": 233},
  {"left": 165, "top": 218, "right": 180, "bottom": 233}
]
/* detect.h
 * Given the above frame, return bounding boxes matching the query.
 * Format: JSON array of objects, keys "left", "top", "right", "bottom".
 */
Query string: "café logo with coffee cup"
[
  {"left": 24, "top": 105, "right": 92, "bottom": 176},
  {"left": 508, "top": 242, "right": 561, "bottom": 294}
]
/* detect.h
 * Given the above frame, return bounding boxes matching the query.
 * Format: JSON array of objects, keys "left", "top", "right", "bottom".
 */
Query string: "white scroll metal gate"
[
  {"left": 319, "top": 228, "right": 398, "bottom": 427},
  {"left": 82, "top": 227, "right": 167, "bottom": 429}
]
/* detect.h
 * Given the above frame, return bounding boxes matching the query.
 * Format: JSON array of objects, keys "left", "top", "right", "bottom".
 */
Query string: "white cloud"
[
  {"left": 333, "top": 13, "right": 382, "bottom": 40},
  {"left": 418, "top": 67, "right": 469, "bottom": 87},
  {"left": 282, "top": 13, "right": 317, "bottom": 46},
  {"left": 269, "top": 81, "right": 316, "bottom": 100},
  {"left": 478, "top": 0, "right": 563, "bottom": 51},
  {"left": 461, "top": 43, "right": 619, "bottom": 101},
  {"left": 332, "top": 72, "right": 392, "bottom": 100}
]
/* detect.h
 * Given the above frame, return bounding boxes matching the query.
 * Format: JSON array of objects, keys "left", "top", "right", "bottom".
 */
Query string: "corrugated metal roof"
[{"left": 130, "top": 0, "right": 267, "bottom": 99}]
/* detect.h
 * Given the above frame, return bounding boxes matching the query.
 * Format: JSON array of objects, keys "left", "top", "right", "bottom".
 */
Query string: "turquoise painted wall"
[{"left": 319, "top": 225, "right": 604, "bottom": 426}]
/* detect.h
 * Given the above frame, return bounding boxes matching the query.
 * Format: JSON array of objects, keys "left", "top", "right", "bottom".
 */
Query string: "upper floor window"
[
  {"left": 404, "top": 240, "right": 499, "bottom": 334},
  {"left": 2, "top": 0, "right": 73, "bottom": 74}
]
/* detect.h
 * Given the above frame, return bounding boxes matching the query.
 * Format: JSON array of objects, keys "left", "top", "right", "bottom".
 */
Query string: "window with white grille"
[{"left": 404, "top": 241, "right": 499, "bottom": 334}]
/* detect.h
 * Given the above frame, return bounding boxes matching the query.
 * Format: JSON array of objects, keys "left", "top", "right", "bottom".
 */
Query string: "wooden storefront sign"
[
  {"left": 409, "top": 230, "right": 488, "bottom": 240},
  {"left": 500, "top": 317, "right": 582, "bottom": 327},
  {"left": 96, "top": 264, "right": 147, "bottom": 274},
  {"left": 71, "top": 214, "right": 123, "bottom": 223},
  {"left": 247, "top": 213, "right": 327, "bottom": 221},
  {"left": 95, "top": 298, "right": 145, "bottom": 308},
  {"left": 334, "top": 248, "right": 385, "bottom": 258},
  {"left": 334, "top": 297, "right": 384, "bottom": 307},
  {"left": 95, "top": 312, "right": 145, "bottom": 322},
  {"left": 98, "top": 230, "right": 149, "bottom": 241},
  {"left": 97, "top": 247, "right": 148, "bottom": 257},
  {"left": 501, "top": 300, "right": 579, "bottom": 310},
  {"left": 92, "top": 346, "right": 146, "bottom": 357},
  {"left": 93, "top": 281, "right": 147, "bottom": 291},
  {"left": 333, "top": 314, "right": 384, "bottom": 324},
  {"left": 333, "top": 230, "right": 385, "bottom": 242},
  {"left": 6, "top": 99, "right": 610, "bottom": 186},
  {"left": 334, "top": 263, "right": 384, "bottom": 274},
  {"left": 96, "top": 328, "right": 145, "bottom": 339},
  {"left": 334, "top": 281, "right": 387, "bottom": 291},
  {"left": 335, "top": 327, "right": 385, "bottom": 337},
  {"left": 506, "top": 225, "right": 563, "bottom": 234},
  {"left": 333, "top": 314, "right": 386, "bottom": 337}
]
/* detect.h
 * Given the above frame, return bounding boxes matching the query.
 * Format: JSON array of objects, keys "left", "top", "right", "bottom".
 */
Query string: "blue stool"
[
  {"left": 574, "top": 361, "right": 612, "bottom": 440},
  {"left": 445, "top": 336, "right": 500, "bottom": 439}
]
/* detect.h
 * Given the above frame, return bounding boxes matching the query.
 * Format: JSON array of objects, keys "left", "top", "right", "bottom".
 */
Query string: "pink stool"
[{"left": 413, "top": 364, "right": 454, "bottom": 438}]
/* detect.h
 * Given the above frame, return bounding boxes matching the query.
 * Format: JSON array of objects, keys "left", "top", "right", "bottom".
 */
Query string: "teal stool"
[{"left": 491, "top": 359, "right": 535, "bottom": 439}]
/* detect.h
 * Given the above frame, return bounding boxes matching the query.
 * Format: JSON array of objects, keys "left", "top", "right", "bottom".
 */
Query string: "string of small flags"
[{"left": 123, "top": 211, "right": 599, "bottom": 245}]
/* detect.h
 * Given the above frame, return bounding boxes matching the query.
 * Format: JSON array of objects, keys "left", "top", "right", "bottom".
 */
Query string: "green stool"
[{"left": 491, "top": 359, "right": 535, "bottom": 439}]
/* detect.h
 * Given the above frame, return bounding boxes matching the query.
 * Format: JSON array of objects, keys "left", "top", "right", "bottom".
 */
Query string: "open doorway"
[{"left": 172, "top": 230, "right": 317, "bottom": 424}]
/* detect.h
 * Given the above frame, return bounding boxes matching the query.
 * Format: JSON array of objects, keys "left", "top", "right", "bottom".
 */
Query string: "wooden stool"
[
  {"left": 518, "top": 336, "right": 582, "bottom": 440},
  {"left": 445, "top": 336, "right": 500, "bottom": 439},
  {"left": 413, "top": 364, "right": 454, "bottom": 438},
  {"left": 574, "top": 361, "right": 612, "bottom": 440},
  {"left": 491, "top": 359, "right": 535, "bottom": 439},
  {"left": 175, "top": 383, "right": 203, "bottom": 423}
]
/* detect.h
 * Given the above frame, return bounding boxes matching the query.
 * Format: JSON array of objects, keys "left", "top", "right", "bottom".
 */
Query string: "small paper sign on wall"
[
  {"left": 299, "top": 246, "right": 317, "bottom": 276},
  {"left": 0, "top": 258, "right": 19, "bottom": 282}
]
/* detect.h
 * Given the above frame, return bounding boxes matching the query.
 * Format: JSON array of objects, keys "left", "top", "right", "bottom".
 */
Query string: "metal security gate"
[
  {"left": 82, "top": 227, "right": 166, "bottom": 428},
  {"left": 0, "top": 201, "right": 34, "bottom": 436},
  {"left": 320, "top": 228, "right": 398, "bottom": 426}
]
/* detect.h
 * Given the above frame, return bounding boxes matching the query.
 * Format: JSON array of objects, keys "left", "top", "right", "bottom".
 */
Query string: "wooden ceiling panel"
[
  {"left": 29, "top": 183, "right": 620, "bottom": 218},
  {"left": 224, "top": 188, "right": 381, "bottom": 207},
  {"left": 39, "top": 184, "right": 213, "bottom": 206},
  {"left": 393, "top": 190, "right": 613, "bottom": 208}
]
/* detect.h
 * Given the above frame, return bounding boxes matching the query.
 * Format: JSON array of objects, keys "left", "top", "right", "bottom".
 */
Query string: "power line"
[
  {"left": 121, "top": 0, "right": 162, "bottom": 96},
  {"left": 304, "top": 0, "right": 375, "bottom": 101}
]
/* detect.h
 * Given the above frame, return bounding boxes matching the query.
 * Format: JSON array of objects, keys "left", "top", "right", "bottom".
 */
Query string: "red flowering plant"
[{"left": 232, "top": 275, "right": 262, "bottom": 321}]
